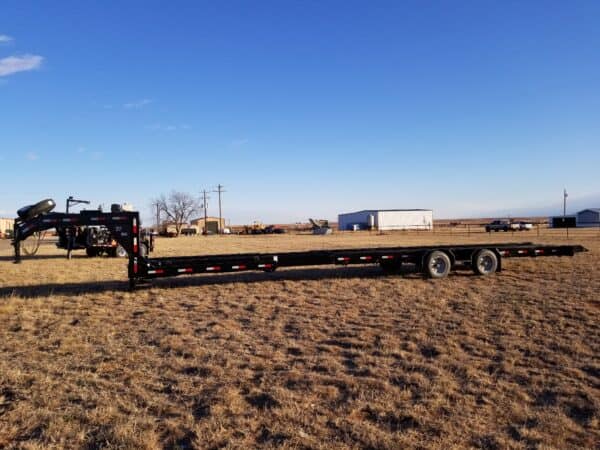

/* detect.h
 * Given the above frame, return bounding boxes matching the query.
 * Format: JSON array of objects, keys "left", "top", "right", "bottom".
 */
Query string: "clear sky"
[{"left": 1, "top": 1, "right": 599, "bottom": 224}]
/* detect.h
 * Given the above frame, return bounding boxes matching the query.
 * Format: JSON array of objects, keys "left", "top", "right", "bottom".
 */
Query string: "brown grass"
[{"left": 0, "top": 229, "right": 599, "bottom": 449}]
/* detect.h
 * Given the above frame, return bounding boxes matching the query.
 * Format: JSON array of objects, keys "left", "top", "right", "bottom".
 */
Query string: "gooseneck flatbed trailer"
[{"left": 13, "top": 210, "right": 587, "bottom": 289}]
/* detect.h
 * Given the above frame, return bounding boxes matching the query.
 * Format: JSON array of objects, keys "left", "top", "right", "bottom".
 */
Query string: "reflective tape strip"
[
  {"left": 148, "top": 269, "right": 165, "bottom": 275},
  {"left": 206, "top": 266, "right": 221, "bottom": 271},
  {"left": 535, "top": 249, "right": 545, "bottom": 255},
  {"left": 258, "top": 263, "right": 272, "bottom": 269},
  {"left": 337, "top": 257, "right": 350, "bottom": 262},
  {"left": 360, "top": 256, "right": 372, "bottom": 261},
  {"left": 178, "top": 268, "right": 193, "bottom": 273},
  {"left": 381, "top": 255, "right": 394, "bottom": 260},
  {"left": 518, "top": 250, "right": 528, "bottom": 254},
  {"left": 232, "top": 265, "right": 247, "bottom": 270}
]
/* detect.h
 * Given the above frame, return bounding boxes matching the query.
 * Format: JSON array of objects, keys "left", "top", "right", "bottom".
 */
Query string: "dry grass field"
[{"left": 0, "top": 229, "right": 599, "bottom": 449}]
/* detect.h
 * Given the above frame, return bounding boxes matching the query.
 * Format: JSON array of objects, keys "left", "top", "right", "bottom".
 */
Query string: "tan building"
[
  {"left": 0, "top": 218, "right": 13, "bottom": 238},
  {"left": 191, "top": 216, "right": 226, "bottom": 234}
]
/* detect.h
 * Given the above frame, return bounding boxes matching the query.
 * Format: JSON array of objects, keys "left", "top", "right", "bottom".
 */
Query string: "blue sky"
[{"left": 1, "top": 1, "right": 599, "bottom": 224}]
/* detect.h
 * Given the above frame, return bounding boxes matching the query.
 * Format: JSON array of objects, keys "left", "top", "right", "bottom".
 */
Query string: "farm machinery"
[
  {"left": 11, "top": 199, "right": 588, "bottom": 290},
  {"left": 309, "top": 218, "right": 332, "bottom": 235},
  {"left": 13, "top": 198, "right": 153, "bottom": 259}
]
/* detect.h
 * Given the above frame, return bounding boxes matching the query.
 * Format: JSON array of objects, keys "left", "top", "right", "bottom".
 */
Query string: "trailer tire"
[
  {"left": 472, "top": 249, "right": 498, "bottom": 276},
  {"left": 115, "top": 245, "right": 127, "bottom": 258},
  {"left": 139, "top": 242, "right": 148, "bottom": 257},
  {"left": 424, "top": 251, "right": 451, "bottom": 278},
  {"left": 17, "top": 199, "right": 56, "bottom": 220}
]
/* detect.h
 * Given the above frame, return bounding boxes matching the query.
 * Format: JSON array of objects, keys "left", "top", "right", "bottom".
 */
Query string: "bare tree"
[{"left": 155, "top": 191, "right": 199, "bottom": 236}]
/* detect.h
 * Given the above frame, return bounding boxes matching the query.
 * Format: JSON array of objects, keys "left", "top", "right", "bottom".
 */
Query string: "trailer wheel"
[
  {"left": 472, "top": 249, "right": 498, "bottom": 276},
  {"left": 115, "top": 245, "right": 127, "bottom": 258},
  {"left": 424, "top": 251, "right": 451, "bottom": 278},
  {"left": 139, "top": 243, "right": 148, "bottom": 257}
]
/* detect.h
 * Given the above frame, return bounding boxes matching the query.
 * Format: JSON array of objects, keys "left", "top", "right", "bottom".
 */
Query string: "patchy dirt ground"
[{"left": 0, "top": 229, "right": 598, "bottom": 449}]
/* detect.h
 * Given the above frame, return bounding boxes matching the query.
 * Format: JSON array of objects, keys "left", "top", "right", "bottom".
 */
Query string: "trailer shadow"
[
  {"left": 0, "top": 254, "right": 89, "bottom": 262},
  {"left": 0, "top": 265, "right": 477, "bottom": 299}
]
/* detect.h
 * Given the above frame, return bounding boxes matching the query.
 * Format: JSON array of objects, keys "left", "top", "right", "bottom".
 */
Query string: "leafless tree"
[{"left": 154, "top": 191, "right": 200, "bottom": 236}]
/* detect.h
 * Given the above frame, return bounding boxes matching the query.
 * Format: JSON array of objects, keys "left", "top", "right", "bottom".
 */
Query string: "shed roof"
[
  {"left": 339, "top": 209, "right": 432, "bottom": 215},
  {"left": 577, "top": 208, "right": 600, "bottom": 214},
  {"left": 190, "top": 216, "right": 225, "bottom": 223}
]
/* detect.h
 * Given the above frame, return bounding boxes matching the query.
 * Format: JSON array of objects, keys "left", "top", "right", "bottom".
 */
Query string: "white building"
[
  {"left": 576, "top": 209, "right": 600, "bottom": 227},
  {"left": 338, "top": 209, "right": 433, "bottom": 231}
]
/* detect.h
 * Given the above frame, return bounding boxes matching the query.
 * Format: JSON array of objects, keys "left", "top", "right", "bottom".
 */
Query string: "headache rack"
[{"left": 13, "top": 211, "right": 588, "bottom": 289}]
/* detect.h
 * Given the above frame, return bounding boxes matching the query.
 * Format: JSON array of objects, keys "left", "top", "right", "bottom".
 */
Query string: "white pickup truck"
[{"left": 485, "top": 219, "right": 520, "bottom": 232}]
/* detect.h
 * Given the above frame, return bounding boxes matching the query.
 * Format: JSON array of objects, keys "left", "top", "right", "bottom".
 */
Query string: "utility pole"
[
  {"left": 201, "top": 189, "right": 210, "bottom": 235},
  {"left": 213, "top": 184, "right": 225, "bottom": 234},
  {"left": 563, "top": 188, "right": 568, "bottom": 217}
]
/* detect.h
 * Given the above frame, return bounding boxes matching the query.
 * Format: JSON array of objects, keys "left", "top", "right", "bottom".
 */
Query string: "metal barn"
[
  {"left": 338, "top": 209, "right": 433, "bottom": 231},
  {"left": 576, "top": 209, "right": 600, "bottom": 227}
]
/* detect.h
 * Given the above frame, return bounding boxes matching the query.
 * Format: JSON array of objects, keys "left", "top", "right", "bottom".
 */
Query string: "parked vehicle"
[
  {"left": 264, "top": 225, "right": 286, "bottom": 234},
  {"left": 243, "top": 222, "right": 285, "bottom": 234},
  {"left": 518, "top": 221, "right": 534, "bottom": 231},
  {"left": 485, "top": 220, "right": 520, "bottom": 232},
  {"left": 181, "top": 227, "right": 197, "bottom": 236},
  {"left": 309, "top": 218, "right": 332, "bottom": 235}
]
